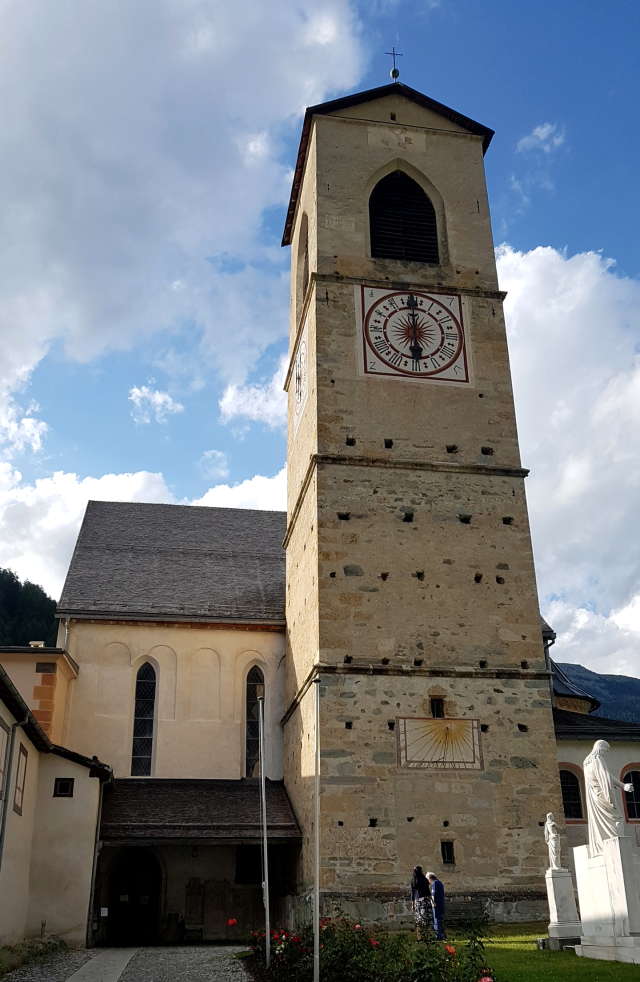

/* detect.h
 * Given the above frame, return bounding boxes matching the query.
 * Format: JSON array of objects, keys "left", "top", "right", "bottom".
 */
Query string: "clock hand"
[{"left": 406, "top": 293, "right": 423, "bottom": 362}]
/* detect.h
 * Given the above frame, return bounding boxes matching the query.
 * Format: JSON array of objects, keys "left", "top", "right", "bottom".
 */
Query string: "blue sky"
[{"left": 1, "top": 0, "right": 640, "bottom": 674}]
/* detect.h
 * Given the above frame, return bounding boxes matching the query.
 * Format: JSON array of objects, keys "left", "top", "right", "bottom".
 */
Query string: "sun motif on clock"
[
  {"left": 292, "top": 317, "right": 308, "bottom": 437},
  {"left": 397, "top": 717, "right": 483, "bottom": 770},
  {"left": 356, "top": 287, "right": 470, "bottom": 384}
]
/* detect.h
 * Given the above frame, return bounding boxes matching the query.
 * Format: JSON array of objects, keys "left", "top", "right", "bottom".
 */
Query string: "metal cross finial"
[{"left": 385, "top": 46, "right": 403, "bottom": 82}]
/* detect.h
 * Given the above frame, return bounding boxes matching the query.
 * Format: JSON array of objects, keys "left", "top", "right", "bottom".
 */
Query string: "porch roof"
[{"left": 100, "top": 778, "right": 301, "bottom": 842}]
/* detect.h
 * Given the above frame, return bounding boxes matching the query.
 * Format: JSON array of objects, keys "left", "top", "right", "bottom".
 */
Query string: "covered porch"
[{"left": 91, "top": 778, "right": 300, "bottom": 945}]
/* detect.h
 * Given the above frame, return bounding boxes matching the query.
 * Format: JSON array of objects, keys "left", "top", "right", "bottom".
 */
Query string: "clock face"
[
  {"left": 292, "top": 318, "right": 308, "bottom": 437},
  {"left": 397, "top": 717, "right": 483, "bottom": 770},
  {"left": 357, "top": 287, "right": 470, "bottom": 384}
]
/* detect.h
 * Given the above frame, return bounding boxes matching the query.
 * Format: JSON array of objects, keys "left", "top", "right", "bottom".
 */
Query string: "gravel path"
[
  {"left": 2, "top": 946, "right": 249, "bottom": 982},
  {"left": 119, "top": 947, "right": 249, "bottom": 982},
  {"left": 2, "top": 950, "right": 99, "bottom": 982}
]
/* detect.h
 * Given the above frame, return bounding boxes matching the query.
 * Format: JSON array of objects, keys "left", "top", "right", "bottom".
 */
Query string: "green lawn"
[{"left": 474, "top": 922, "right": 640, "bottom": 982}]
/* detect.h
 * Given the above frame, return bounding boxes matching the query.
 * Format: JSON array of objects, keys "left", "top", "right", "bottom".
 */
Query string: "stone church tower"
[{"left": 282, "top": 82, "right": 562, "bottom": 919}]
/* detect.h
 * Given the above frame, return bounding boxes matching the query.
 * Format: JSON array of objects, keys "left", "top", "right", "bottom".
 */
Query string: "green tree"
[{"left": 0, "top": 569, "right": 58, "bottom": 648}]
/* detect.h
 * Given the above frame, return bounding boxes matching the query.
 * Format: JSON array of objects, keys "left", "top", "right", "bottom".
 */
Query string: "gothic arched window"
[
  {"left": 559, "top": 768, "right": 583, "bottom": 820},
  {"left": 246, "top": 667, "right": 265, "bottom": 778},
  {"left": 623, "top": 770, "right": 640, "bottom": 819},
  {"left": 131, "top": 663, "right": 156, "bottom": 777},
  {"left": 369, "top": 171, "right": 439, "bottom": 264}
]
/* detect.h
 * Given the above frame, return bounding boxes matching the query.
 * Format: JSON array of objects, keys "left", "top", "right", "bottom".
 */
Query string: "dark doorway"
[{"left": 107, "top": 848, "right": 162, "bottom": 945}]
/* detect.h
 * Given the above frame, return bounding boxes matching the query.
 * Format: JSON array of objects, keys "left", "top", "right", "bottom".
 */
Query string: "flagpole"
[
  {"left": 313, "top": 677, "right": 320, "bottom": 982},
  {"left": 258, "top": 696, "right": 270, "bottom": 968}
]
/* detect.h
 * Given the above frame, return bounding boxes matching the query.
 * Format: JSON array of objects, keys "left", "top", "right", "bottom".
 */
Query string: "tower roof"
[
  {"left": 551, "top": 658, "right": 600, "bottom": 713},
  {"left": 282, "top": 82, "right": 494, "bottom": 246}
]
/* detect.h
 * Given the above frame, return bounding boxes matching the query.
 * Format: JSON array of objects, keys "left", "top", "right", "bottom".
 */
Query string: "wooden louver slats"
[{"left": 369, "top": 170, "right": 439, "bottom": 264}]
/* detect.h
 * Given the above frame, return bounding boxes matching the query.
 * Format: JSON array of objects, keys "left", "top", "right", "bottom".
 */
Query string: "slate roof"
[
  {"left": 551, "top": 659, "right": 600, "bottom": 712},
  {"left": 100, "top": 778, "right": 301, "bottom": 842},
  {"left": 282, "top": 81, "right": 495, "bottom": 246},
  {"left": 553, "top": 708, "right": 640, "bottom": 741},
  {"left": 58, "top": 501, "right": 287, "bottom": 624}
]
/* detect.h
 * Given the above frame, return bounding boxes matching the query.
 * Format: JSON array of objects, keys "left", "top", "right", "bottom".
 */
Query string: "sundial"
[{"left": 397, "top": 717, "right": 483, "bottom": 770}]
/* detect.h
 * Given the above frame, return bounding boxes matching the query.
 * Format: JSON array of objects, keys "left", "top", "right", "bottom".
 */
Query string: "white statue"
[
  {"left": 544, "top": 812, "right": 562, "bottom": 870},
  {"left": 583, "top": 739, "right": 633, "bottom": 857}
]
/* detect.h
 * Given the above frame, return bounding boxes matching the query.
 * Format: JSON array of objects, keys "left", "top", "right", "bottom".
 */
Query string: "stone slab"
[
  {"left": 66, "top": 949, "right": 139, "bottom": 982},
  {"left": 577, "top": 936, "right": 640, "bottom": 965}
]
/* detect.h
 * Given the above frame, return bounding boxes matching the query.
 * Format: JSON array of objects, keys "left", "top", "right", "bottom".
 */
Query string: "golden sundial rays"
[
  {"left": 391, "top": 313, "right": 438, "bottom": 353},
  {"left": 405, "top": 722, "right": 475, "bottom": 762},
  {"left": 398, "top": 718, "right": 483, "bottom": 771}
]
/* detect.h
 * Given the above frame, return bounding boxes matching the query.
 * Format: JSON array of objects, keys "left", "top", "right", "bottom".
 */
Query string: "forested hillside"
[
  {"left": 558, "top": 662, "right": 640, "bottom": 724},
  {"left": 0, "top": 568, "right": 58, "bottom": 648}
]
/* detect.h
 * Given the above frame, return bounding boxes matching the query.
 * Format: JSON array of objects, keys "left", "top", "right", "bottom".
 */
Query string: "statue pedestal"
[
  {"left": 545, "top": 868, "right": 581, "bottom": 948},
  {"left": 574, "top": 836, "right": 640, "bottom": 964}
]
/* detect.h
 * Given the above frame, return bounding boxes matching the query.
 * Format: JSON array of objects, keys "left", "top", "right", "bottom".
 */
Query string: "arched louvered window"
[
  {"left": 369, "top": 170, "right": 439, "bottom": 264},
  {"left": 131, "top": 663, "right": 156, "bottom": 777},
  {"left": 246, "top": 667, "right": 265, "bottom": 778},
  {"left": 623, "top": 770, "right": 640, "bottom": 819},
  {"left": 559, "top": 769, "right": 583, "bottom": 820}
]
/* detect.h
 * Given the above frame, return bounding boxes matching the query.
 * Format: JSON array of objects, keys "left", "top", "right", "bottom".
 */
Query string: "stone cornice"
[
  {"left": 283, "top": 452, "right": 528, "bottom": 548},
  {"left": 281, "top": 662, "right": 550, "bottom": 726}
]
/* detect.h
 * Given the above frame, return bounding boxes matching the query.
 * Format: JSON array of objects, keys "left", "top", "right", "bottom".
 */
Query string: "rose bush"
[{"left": 245, "top": 911, "right": 500, "bottom": 982}]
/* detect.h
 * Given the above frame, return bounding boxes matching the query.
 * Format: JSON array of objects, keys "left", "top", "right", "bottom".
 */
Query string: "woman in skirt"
[{"left": 410, "top": 865, "right": 431, "bottom": 938}]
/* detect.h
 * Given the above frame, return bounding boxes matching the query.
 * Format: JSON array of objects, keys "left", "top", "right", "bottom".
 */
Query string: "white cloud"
[
  {"left": 129, "top": 385, "right": 184, "bottom": 424},
  {"left": 517, "top": 122, "right": 565, "bottom": 154},
  {"left": 195, "top": 466, "right": 286, "bottom": 511},
  {"left": 0, "top": 463, "right": 173, "bottom": 598},
  {"left": 0, "top": 460, "right": 286, "bottom": 599},
  {"left": 199, "top": 449, "right": 229, "bottom": 480},
  {"left": 0, "top": 401, "right": 47, "bottom": 458},
  {"left": 498, "top": 244, "right": 640, "bottom": 672},
  {"left": 219, "top": 354, "right": 288, "bottom": 428},
  {"left": 0, "top": 0, "right": 364, "bottom": 457}
]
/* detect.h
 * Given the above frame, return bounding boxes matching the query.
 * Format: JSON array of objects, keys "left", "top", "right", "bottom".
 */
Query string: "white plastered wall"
[
  {"left": 63, "top": 621, "right": 286, "bottom": 780},
  {"left": 26, "top": 755, "right": 101, "bottom": 946},
  {"left": 0, "top": 706, "right": 38, "bottom": 944}
]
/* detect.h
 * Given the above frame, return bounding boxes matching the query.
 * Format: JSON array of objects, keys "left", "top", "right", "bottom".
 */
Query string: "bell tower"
[{"left": 282, "top": 83, "right": 561, "bottom": 920}]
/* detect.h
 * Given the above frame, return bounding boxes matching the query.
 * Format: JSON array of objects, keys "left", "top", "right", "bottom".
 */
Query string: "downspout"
[
  {"left": 85, "top": 775, "right": 108, "bottom": 948},
  {"left": 0, "top": 715, "right": 29, "bottom": 879},
  {"left": 63, "top": 617, "right": 70, "bottom": 652},
  {"left": 544, "top": 634, "right": 556, "bottom": 704}
]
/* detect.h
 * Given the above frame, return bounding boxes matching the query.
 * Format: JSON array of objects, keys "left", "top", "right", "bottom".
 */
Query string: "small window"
[
  {"left": 131, "top": 663, "right": 156, "bottom": 777},
  {"left": 246, "top": 667, "right": 265, "bottom": 778},
  {"left": 560, "top": 769, "right": 583, "bottom": 820},
  {"left": 369, "top": 171, "right": 439, "bottom": 264},
  {"left": 0, "top": 719, "right": 9, "bottom": 799},
  {"left": 53, "top": 777, "right": 74, "bottom": 798},
  {"left": 441, "top": 841, "right": 455, "bottom": 864},
  {"left": 430, "top": 698, "right": 444, "bottom": 719},
  {"left": 13, "top": 744, "right": 28, "bottom": 815},
  {"left": 624, "top": 770, "right": 640, "bottom": 820}
]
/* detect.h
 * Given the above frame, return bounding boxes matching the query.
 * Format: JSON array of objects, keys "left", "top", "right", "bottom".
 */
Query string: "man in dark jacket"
[{"left": 426, "top": 872, "right": 446, "bottom": 940}]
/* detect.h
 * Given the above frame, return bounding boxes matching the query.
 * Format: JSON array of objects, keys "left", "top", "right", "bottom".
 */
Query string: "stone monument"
[
  {"left": 574, "top": 740, "right": 640, "bottom": 963},
  {"left": 543, "top": 812, "right": 582, "bottom": 949}
]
